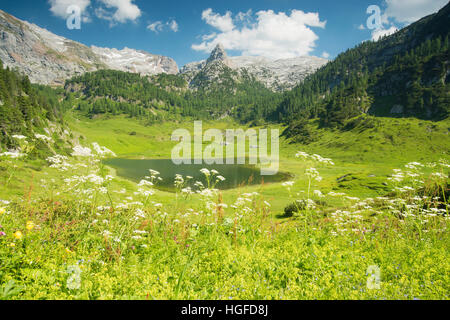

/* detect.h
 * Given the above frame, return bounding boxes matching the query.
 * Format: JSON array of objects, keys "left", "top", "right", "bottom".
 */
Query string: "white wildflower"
[{"left": 72, "top": 145, "right": 92, "bottom": 157}]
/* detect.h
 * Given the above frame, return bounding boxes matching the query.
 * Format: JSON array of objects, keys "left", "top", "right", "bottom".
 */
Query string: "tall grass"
[{"left": 0, "top": 139, "right": 448, "bottom": 300}]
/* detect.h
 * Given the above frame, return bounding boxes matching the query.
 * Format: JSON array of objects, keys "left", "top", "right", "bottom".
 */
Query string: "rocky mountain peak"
[
  {"left": 207, "top": 43, "right": 228, "bottom": 63},
  {"left": 0, "top": 9, "right": 327, "bottom": 91},
  {"left": 180, "top": 50, "right": 328, "bottom": 91},
  {"left": 0, "top": 10, "right": 178, "bottom": 85}
]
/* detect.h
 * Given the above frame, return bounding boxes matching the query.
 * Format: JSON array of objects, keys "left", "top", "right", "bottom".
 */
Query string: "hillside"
[
  {"left": 61, "top": 4, "right": 450, "bottom": 129},
  {"left": 0, "top": 9, "right": 178, "bottom": 85},
  {"left": 180, "top": 44, "right": 328, "bottom": 91},
  {"left": 64, "top": 69, "right": 282, "bottom": 124},
  {"left": 0, "top": 58, "right": 72, "bottom": 157},
  {"left": 1, "top": 4, "right": 449, "bottom": 148},
  {"left": 278, "top": 3, "right": 450, "bottom": 132},
  {"left": 0, "top": 9, "right": 325, "bottom": 91}
]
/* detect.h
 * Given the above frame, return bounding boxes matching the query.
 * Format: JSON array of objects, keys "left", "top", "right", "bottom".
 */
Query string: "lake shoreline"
[{"left": 103, "top": 158, "right": 294, "bottom": 193}]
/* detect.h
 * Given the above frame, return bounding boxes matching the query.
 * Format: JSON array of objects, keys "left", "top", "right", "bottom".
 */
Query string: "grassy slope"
[
  {"left": 0, "top": 114, "right": 449, "bottom": 300},
  {"left": 66, "top": 114, "right": 450, "bottom": 209},
  {"left": 2, "top": 114, "right": 449, "bottom": 213}
]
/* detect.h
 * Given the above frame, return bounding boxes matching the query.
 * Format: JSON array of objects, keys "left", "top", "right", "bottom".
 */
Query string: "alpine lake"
[{"left": 104, "top": 158, "right": 291, "bottom": 192}]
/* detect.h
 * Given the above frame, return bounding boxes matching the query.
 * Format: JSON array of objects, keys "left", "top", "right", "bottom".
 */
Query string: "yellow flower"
[
  {"left": 8, "top": 243, "right": 15, "bottom": 247},
  {"left": 65, "top": 248, "right": 73, "bottom": 254},
  {"left": 13, "top": 231, "right": 23, "bottom": 240},
  {"left": 26, "top": 221, "right": 35, "bottom": 231},
  {"left": 0, "top": 207, "right": 5, "bottom": 215}
]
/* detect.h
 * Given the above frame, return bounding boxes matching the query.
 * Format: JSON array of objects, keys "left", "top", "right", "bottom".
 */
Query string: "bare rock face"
[
  {"left": 231, "top": 55, "right": 329, "bottom": 91},
  {"left": 0, "top": 10, "right": 178, "bottom": 85},
  {"left": 180, "top": 43, "right": 328, "bottom": 91},
  {"left": 91, "top": 46, "right": 179, "bottom": 75},
  {"left": 207, "top": 44, "right": 226, "bottom": 62}
]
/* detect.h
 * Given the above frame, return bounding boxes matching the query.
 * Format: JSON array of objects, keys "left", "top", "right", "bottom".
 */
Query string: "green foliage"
[
  {"left": 282, "top": 118, "right": 317, "bottom": 144},
  {"left": 283, "top": 200, "right": 310, "bottom": 217},
  {"left": 0, "top": 280, "right": 23, "bottom": 300},
  {"left": 342, "top": 115, "right": 380, "bottom": 132},
  {"left": 0, "top": 60, "right": 63, "bottom": 150},
  {"left": 0, "top": 144, "right": 448, "bottom": 299},
  {"left": 64, "top": 69, "right": 282, "bottom": 123},
  {"left": 279, "top": 3, "right": 450, "bottom": 138}
]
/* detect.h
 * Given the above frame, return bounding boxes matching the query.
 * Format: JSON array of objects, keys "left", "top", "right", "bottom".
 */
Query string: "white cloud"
[
  {"left": 367, "top": 0, "right": 446, "bottom": 42},
  {"left": 95, "top": 0, "right": 141, "bottom": 25},
  {"left": 371, "top": 25, "right": 398, "bottom": 41},
  {"left": 147, "top": 21, "right": 164, "bottom": 33},
  {"left": 383, "top": 0, "right": 448, "bottom": 24},
  {"left": 201, "top": 33, "right": 217, "bottom": 41},
  {"left": 192, "top": 9, "right": 326, "bottom": 59},
  {"left": 321, "top": 52, "right": 330, "bottom": 59},
  {"left": 201, "top": 8, "right": 234, "bottom": 32},
  {"left": 147, "top": 20, "right": 179, "bottom": 33},
  {"left": 48, "top": 0, "right": 91, "bottom": 21},
  {"left": 168, "top": 20, "right": 179, "bottom": 32},
  {"left": 236, "top": 9, "right": 253, "bottom": 24},
  {"left": 358, "top": 24, "right": 365, "bottom": 30}
]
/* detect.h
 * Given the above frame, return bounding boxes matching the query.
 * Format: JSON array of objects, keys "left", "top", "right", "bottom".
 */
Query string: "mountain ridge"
[
  {"left": 180, "top": 43, "right": 328, "bottom": 91},
  {"left": 0, "top": 9, "right": 179, "bottom": 85},
  {"left": 0, "top": 9, "right": 327, "bottom": 91},
  {"left": 279, "top": 2, "right": 449, "bottom": 139}
]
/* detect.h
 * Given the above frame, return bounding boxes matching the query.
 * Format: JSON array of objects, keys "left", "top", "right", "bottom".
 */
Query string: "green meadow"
[{"left": 0, "top": 114, "right": 448, "bottom": 300}]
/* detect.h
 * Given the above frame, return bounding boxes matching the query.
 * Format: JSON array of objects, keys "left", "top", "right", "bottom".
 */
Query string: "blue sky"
[{"left": 0, "top": 0, "right": 447, "bottom": 67}]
